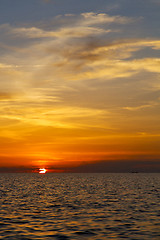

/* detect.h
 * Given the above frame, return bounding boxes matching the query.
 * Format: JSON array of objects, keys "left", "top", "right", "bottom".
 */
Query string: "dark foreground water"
[{"left": 0, "top": 173, "right": 159, "bottom": 240}]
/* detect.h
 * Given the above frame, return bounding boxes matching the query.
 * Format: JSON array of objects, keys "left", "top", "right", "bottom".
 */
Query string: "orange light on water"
[{"left": 39, "top": 168, "right": 47, "bottom": 174}]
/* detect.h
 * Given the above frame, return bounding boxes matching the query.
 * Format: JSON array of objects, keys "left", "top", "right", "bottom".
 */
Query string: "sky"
[{"left": 0, "top": 0, "right": 160, "bottom": 172}]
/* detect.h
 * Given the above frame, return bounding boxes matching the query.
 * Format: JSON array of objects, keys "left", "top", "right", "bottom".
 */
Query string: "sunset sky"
[{"left": 0, "top": 0, "right": 160, "bottom": 172}]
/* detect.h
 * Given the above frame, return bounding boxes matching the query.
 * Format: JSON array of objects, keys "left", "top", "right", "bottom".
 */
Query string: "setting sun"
[
  {"left": 0, "top": 0, "right": 160, "bottom": 174},
  {"left": 39, "top": 168, "right": 47, "bottom": 174}
]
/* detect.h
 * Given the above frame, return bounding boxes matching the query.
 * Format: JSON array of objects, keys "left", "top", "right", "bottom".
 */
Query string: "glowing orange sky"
[{"left": 0, "top": 0, "right": 160, "bottom": 172}]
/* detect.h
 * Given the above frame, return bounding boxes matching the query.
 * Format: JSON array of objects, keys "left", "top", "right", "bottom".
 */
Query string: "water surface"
[{"left": 0, "top": 173, "right": 159, "bottom": 239}]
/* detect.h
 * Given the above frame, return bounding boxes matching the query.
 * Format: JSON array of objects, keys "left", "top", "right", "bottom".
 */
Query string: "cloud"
[
  {"left": 68, "top": 159, "right": 160, "bottom": 173},
  {"left": 0, "top": 12, "right": 160, "bottom": 160},
  {"left": 0, "top": 13, "right": 160, "bottom": 103},
  {"left": 38, "top": 39, "right": 160, "bottom": 83},
  {"left": 123, "top": 102, "right": 159, "bottom": 111},
  {"left": 0, "top": 13, "right": 160, "bottom": 118},
  {"left": 80, "top": 12, "right": 131, "bottom": 25},
  {"left": 2, "top": 12, "right": 131, "bottom": 40}
]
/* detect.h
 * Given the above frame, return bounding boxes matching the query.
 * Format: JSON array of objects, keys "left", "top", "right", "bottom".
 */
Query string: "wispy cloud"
[
  {"left": 0, "top": 11, "right": 160, "bottom": 165},
  {"left": 0, "top": 13, "right": 160, "bottom": 101},
  {"left": 2, "top": 12, "right": 131, "bottom": 39},
  {"left": 123, "top": 101, "right": 159, "bottom": 111}
]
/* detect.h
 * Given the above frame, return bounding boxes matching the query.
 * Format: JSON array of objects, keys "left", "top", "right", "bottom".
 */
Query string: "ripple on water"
[{"left": 0, "top": 173, "right": 160, "bottom": 239}]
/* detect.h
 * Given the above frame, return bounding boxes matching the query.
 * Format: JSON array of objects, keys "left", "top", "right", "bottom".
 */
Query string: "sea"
[{"left": 0, "top": 173, "right": 159, "bottom": 240}]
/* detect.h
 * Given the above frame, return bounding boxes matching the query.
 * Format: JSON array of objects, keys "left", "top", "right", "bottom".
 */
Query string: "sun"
[{"left": 39, "top": 168, "right": 47, "bottom": 174}]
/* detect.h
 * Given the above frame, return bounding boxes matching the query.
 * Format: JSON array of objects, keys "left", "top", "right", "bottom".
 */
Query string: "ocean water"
[{"left": 0, "top": 173, "right": 159, "bottom": 240}]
